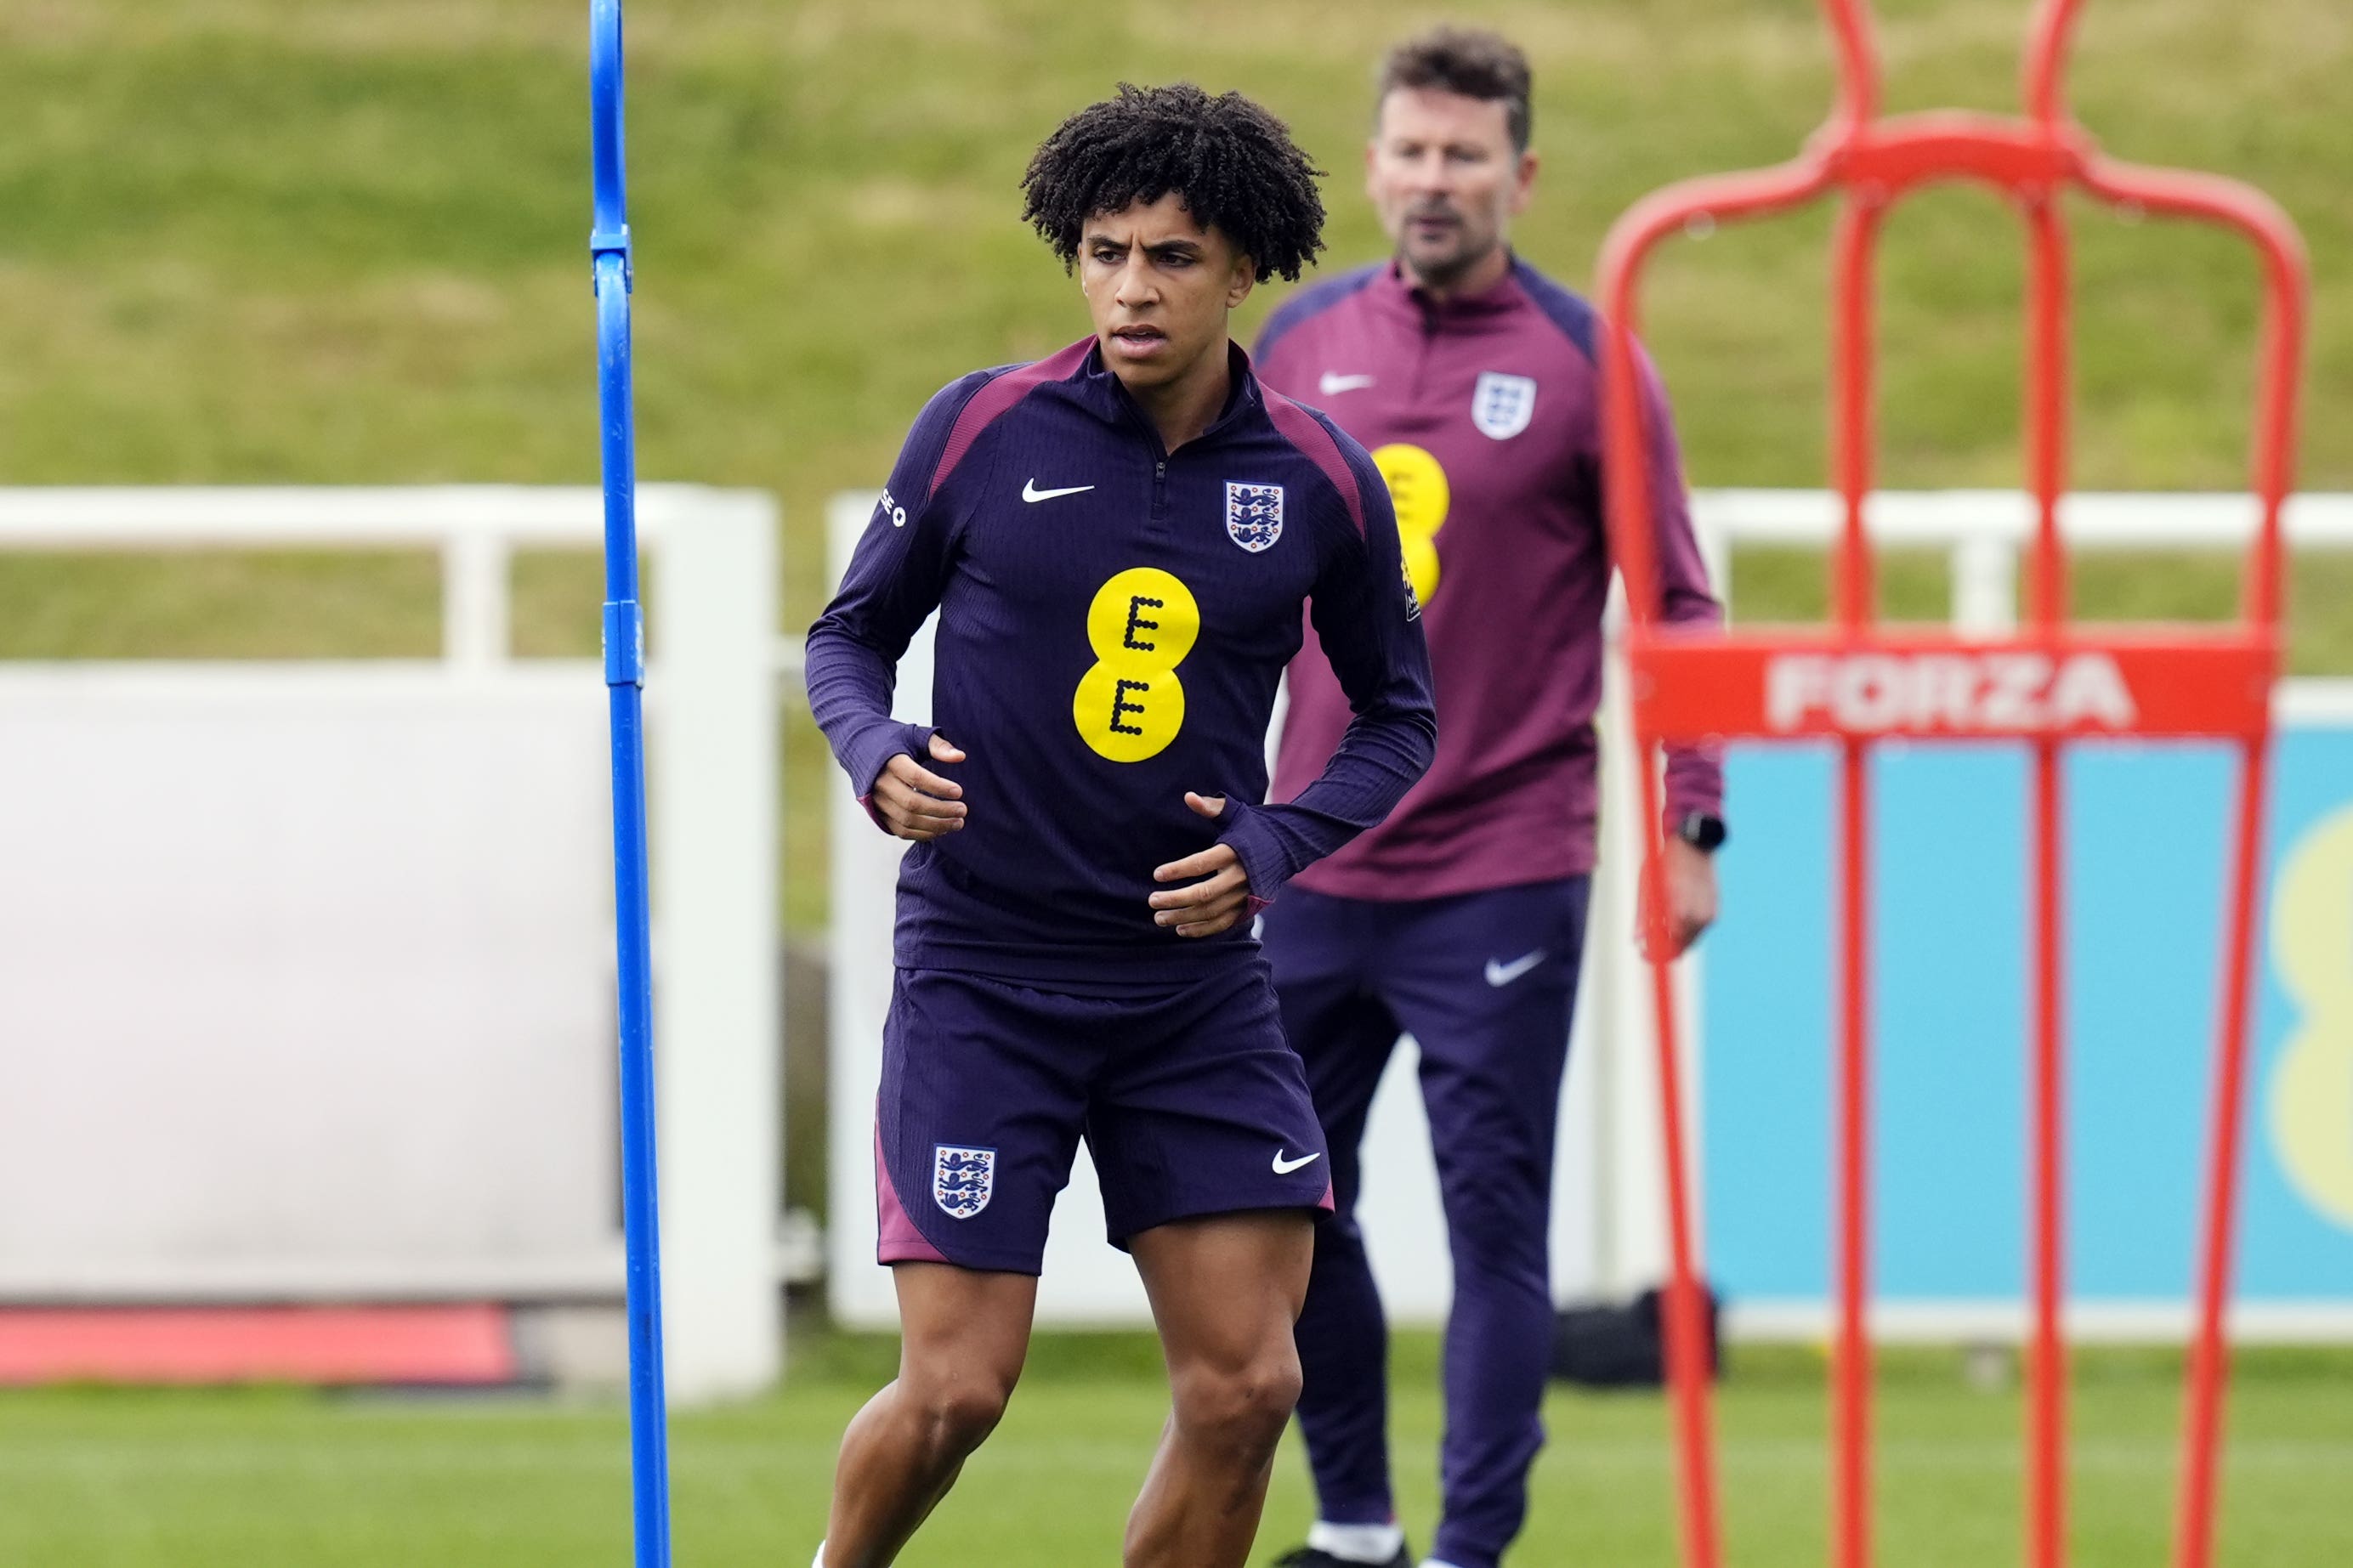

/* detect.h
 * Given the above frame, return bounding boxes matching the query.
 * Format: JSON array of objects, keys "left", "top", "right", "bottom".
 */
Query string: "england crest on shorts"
[
  {"left": 1226, "top": 482, "right": 1285, "bottom": 552},
  {"left": 1472, "top": 371, "right": 1538, "bottom": 440},
  {"left": 933, "top": 1144, "right": 995, "bottom": 1220}
]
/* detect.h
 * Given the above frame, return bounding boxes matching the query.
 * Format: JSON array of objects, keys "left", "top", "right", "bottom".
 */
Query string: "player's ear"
[
  {"left": 1227, "top": 252, "right": 1258, "bottom": 309},
  {"left": 1511, "top": 149, "right": 1540, "bottom": 214}
]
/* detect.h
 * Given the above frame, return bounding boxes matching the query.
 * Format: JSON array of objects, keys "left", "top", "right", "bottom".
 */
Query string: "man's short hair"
[
  {"left": 1020, "top": 83, "right": 1328, "bottom": 282},
  {"left": 1377, "top": 27, "right": 1534, "bottom": 152}
]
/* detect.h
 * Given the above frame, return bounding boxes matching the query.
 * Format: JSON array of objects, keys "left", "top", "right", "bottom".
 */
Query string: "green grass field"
[
  {"left": 4, "top": 1340, "right": 2349, "bottom": 1566},
  {"left": 2, "top": 1, "right": 2350, "bottom": 931}
]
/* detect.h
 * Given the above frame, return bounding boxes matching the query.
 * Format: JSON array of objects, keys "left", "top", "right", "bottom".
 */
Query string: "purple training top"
[
  {"left": 1255, "top": 258, "right": 1724, "bottom": 901},
  {"left": 807, "top": 337, "right": 1437, "bottom": 985}
]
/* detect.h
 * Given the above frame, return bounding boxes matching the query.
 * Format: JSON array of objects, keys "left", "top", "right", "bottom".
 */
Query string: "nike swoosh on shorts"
[{"left": 1483, "top": 949, "right": 1547, "bottom": 988}]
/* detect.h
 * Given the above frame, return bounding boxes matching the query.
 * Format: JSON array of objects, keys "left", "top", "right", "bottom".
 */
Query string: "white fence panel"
[
  {"left": 0, "top": 486, "right": 780, "bottom": 1401},
  {"left": 0, "top": 669, "right": 616, "bottom": 1295}
]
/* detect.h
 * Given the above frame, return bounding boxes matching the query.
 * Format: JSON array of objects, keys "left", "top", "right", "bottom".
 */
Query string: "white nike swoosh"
[
  {"left": 1273, "top": 1150, "right": 1323, "bottom": 1175},
  {"left": 1483, "top": 950, "right": 1547, "bottom": 988},
  {"left": 1318, "top": 372, "right": 1376, "bottom": 396},
  {"left": 1022, "top": 479, "right": 1096, "bottom": 503}
]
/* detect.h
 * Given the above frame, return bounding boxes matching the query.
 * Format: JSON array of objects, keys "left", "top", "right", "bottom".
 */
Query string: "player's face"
[
  {"left": 1079, "top": 194, "right": 1256, "bottom": 396},
  {"left": 1368, "top": 87, "right": 1538, "bottom": 288}
]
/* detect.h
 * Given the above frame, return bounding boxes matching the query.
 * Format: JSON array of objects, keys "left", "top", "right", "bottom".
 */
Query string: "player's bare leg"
[
  {"left": 821, "top": 1262, "right": 1037, "bottom": 1567},
  {"left": 1124, "top": 1209, "right": 1316, "bottom": 1568}
]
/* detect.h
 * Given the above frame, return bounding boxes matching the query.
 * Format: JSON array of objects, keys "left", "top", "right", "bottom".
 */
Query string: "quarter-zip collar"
[
  {"left": 1057, "top": 337, "right": 1267, "bottom": 453},
  {"left": 1369, "top": 253, "right": 1528, "bottom": 327}
]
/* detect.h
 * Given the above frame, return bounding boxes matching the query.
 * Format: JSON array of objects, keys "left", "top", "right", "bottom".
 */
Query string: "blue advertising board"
[{"left": 1704, "top": 711, "right": 2353, "bottom": 1310}]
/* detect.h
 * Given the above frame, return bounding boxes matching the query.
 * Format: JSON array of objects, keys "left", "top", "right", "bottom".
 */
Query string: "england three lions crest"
[
  {"left": 1472, "top": 372, "right": 1537, "bottom": 440},
  {"left": 1226, "top": 482, "right": 1285, "bottom": 552},
  {"left": 933, "top": 1144, "right": 995, "bottom": 1220}
]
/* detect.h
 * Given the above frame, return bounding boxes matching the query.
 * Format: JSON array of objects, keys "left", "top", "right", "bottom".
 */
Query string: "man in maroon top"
[{"left": 1253, "top": 30, "right": 1727, "bottom": 1568}]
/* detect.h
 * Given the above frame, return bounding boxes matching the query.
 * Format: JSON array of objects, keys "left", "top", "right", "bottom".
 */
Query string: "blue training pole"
[{"left": 588, "top": 3, "right": 674, "bottom": 1564}]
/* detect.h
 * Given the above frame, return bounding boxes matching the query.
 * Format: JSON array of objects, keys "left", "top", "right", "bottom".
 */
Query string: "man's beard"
[
  {"left": 1402, "top": 224, "right": 1497, "bottom": 290},
  {"left": 1402, "top": 207, "right": 1496, "bottom": 287}
]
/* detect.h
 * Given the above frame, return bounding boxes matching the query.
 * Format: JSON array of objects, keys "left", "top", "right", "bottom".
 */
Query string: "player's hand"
[
  {"left": 1148, "top": 793, "right": 1252, "bottom": 938},
  {"left": 1638, "top": 837, "right": 1719, "bottom": 961},
  {"left": 870, "top": 733, "right": 968, "bottom": 841}
]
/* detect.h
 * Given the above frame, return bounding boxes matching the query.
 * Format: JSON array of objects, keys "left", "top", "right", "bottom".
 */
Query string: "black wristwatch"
[{"left": 1675, "top": 812, "right": 1728, "bottom": 854}]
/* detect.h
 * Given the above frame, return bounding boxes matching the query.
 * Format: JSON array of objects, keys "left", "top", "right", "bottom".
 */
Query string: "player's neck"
[
  {"left": 1119, "top": 339, "right": 1233, "bottom": 454},
  {"left": 1400, "top": 241, "right": 1512, "bottom": 303}
]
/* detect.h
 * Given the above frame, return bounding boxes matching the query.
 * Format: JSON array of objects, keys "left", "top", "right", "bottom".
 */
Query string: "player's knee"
[
  {"left": 1174, "top": 1348, "right": 1301, "bottom": 1460},
  {"left": 904, "top": 1368, "right": 1014, "bottom": 1458}
]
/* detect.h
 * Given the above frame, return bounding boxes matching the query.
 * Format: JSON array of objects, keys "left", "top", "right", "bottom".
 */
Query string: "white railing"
[
  {"left": 1695, "top": 489, "right": 2353, "bottom": 634},
  {"left": 0, "top": 484, "right": 750, "bottom": 669}
]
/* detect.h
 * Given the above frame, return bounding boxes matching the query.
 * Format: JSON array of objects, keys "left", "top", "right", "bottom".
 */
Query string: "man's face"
[
  {"left": 1367, "top": 87, "right": 1536, "bottom": 287},
  {"left": 1080, "top": 193, "right": 1256, "bottom": 394}
]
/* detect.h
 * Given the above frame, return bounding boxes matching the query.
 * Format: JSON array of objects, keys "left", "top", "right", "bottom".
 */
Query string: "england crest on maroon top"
[
  {"left": 933, "top": 1144, "right": 995, "bottom": 1220},
  {"left": 1472, "top": 371, "right": 1537, "bottom": 440},
  {"left": 1226, "top": 481, "right": 1285, "bottom": 552}
]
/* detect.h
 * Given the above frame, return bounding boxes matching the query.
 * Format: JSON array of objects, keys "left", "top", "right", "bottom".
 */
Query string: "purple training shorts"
[{"left": 875, "top": 960, "right": 1334, "bottom": 1274}]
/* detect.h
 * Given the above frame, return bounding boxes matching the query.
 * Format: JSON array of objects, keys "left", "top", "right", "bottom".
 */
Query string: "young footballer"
[{"left": 805, "top": 83, "right": 1437, "bottom": 1568}]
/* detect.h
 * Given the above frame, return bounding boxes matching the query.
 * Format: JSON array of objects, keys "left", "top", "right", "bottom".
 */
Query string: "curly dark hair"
[{"left": 1019, "top": 83, "right": 1327, "bottom": 282}]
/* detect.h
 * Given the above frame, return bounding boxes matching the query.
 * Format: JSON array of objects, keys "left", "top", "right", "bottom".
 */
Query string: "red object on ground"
[
  {"left": 1593, "top": 4, "right": 2310, "bottom": 1568},
  {"left": 0, "top": 1305, "right": 518, "bottom": 1386}
]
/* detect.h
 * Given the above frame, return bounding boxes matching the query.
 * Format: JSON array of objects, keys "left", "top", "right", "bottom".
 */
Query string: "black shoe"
[{"left": 1268, "top": 1546, "right": 1412, "bottom": 1568}]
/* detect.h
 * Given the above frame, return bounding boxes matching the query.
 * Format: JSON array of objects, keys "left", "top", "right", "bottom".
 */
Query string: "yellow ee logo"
[
  {"left": 1373, "top": 443, "right": 1449, "bottom": 607},
  {"left": 1074, "top": 568, "right": 1200, "bottom": 762},
  {"left": 2268, "top": 805, "right": 2353, "bottom": 1232}
]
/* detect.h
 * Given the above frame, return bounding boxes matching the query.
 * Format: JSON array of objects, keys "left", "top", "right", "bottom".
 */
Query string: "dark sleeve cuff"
[
  {"left": 842, "top": 722, "right": 938, "bottom": 834},
  {"left": 1214, "top": 800, "right": 1297, "bottom": 911}
]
